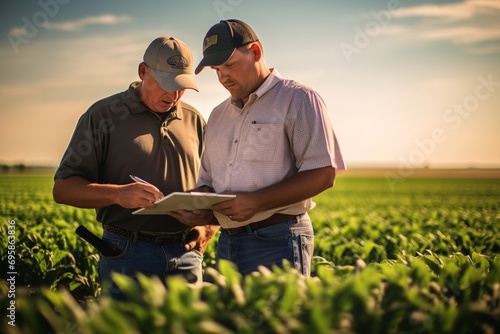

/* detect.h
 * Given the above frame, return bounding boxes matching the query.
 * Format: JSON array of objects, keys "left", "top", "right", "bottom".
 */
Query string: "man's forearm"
[
  {"left": 53, "top": 176, "right": 120, "bottom": 208},
  {"left": 254, "top": 166, "right": 335, "bottom": 212}
]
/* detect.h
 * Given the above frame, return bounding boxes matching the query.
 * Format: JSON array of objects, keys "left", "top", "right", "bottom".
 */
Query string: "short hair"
[{"left": 238, "top": 41, "right": 264, "bottom": 55}]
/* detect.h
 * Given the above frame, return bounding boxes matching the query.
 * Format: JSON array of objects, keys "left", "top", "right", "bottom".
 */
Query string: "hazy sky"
[{"left": 1, "top": 0, "right": 499, "bottom": 168}]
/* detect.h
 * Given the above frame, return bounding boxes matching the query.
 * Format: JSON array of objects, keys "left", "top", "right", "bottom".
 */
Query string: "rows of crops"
[{"left": 0, "top": 173, "right": 499, "bottom": 333}]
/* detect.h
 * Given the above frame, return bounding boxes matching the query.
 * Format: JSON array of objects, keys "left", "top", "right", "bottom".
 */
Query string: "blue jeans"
[
  {"left": 99, "top": 230, "right": 203, "bottom": 299},
  {"left": 216, "top": 213, "right": 314, "bottom": 276}
]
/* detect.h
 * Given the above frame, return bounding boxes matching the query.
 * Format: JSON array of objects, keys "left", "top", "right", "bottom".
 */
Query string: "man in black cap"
[
  {"left": 53, "top": 36, "right": 217, "bottom": 298},
  {"left": 170, "top": 20, "right": 346, "bottom": 276}
]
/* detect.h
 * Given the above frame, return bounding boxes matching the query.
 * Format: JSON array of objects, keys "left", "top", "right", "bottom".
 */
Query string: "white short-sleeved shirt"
[{"left": 198, "top": 69, "right": 346, "bottom": 228}]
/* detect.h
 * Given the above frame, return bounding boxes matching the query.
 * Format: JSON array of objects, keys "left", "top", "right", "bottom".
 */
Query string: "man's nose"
[
  {"left": 218, "top": 69, "right": 229, "bottom": 82},
  {"left": 166, "top": 90, "right": 179, "bottom": 100}
]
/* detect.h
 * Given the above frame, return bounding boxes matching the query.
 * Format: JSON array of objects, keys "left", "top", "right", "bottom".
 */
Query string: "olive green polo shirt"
[{"left": 55, "top": 82, "right": 205, "bottom": 232}]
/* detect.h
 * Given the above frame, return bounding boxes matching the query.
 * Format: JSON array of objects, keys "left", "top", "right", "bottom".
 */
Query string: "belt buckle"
[
  {"left": 226, "top": 228, "right": 239, "bottom": 236},
  {"left": 158, "top": 233, "right": 182, "bottom": 244},
  {"left": 152, "top": 235, "right": 168, "bottom": 244},
  {"left": 244, "top": 224, "right": 254, "bottom": 234},
  {"left": 226, "top": 226, "right": 248, "bottom": 236}
]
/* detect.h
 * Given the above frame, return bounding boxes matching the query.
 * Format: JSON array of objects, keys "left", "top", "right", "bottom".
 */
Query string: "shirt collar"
[
  {"left": 254, "top": 68, "right": 281, "bottom": 99},
  {"left": 231, "top": 68, "right": 282, "bottom": 108},
  {"left": 125, "top": 82, "right": 149, "bottom": 114},
  {"left": 166, "top": 103, "right": 183, "bottom": 121}
]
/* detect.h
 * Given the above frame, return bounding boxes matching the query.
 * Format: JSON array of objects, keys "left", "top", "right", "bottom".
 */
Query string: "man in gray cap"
[
  {"left": 170, "top": 20, "right": 345, "bottom": 276},
  {"left": 53, "top": 36, "right": 217, "bottom": 299}
]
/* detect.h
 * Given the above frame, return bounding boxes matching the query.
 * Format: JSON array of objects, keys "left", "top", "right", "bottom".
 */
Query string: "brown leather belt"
[
  {"left": 223, "top": 213, "right": 297, "bottom": 236},
  {"left": 103, "top": 224, "right": 184, "bottom": 245}
]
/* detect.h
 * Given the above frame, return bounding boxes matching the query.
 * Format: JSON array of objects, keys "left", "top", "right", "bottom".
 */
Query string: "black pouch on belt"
[{"left": 76, "top": 225, "right": 120, "bottom": 257}]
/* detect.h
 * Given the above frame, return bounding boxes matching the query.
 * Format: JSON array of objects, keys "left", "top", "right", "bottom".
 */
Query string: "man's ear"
[
  {"left": 250, "top": 43, "right": 262, "bottom": 62},
  {"left": 138, "top": 62, "right": 148, "bottom": 80}
]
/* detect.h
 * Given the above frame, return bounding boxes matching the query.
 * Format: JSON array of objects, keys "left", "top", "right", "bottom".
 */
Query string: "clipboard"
[{"left": 132, "top": 192, "right": 235, "bottom": 215}]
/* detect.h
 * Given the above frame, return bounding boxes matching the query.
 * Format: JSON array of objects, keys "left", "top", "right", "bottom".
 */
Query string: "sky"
[{"left": 1, "top": 0, "right": 499, "bottom": 169}]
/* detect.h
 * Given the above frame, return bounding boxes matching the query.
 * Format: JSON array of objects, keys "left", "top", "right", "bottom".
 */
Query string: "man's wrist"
[{"left": 203, "top": 224, "right": 220, "bottom": 238}]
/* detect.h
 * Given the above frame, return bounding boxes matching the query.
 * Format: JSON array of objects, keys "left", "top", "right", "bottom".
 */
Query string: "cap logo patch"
[
  {"left": 203, "top": 35, "right": 218, "bottom": 52},
  {"left": 167, "top": 55, "right": 189, "bottom": 69}
]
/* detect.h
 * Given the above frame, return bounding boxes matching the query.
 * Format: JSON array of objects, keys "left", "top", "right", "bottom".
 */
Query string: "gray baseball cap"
[{"left": 143, "top": 37, "right": 199, "bottom": 91}]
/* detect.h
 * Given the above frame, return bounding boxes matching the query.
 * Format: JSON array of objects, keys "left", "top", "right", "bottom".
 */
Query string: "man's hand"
[
  {"left": 115, "top": 182, "right": 164, "bottom": 209},
  {"left": 183, "top": 225, "right": 220, "bottom": 252},
  {"left": 212, "top": 192, "right": 260, "bottom": 222},
  {"left": 166, "top": 209, "right": 214, "bottom": 227}
]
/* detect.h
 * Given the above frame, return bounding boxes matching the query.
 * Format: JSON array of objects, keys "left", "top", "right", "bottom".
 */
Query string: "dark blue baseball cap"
[{"left": 195, "top": 19, "right": 259, "bottom": 74}]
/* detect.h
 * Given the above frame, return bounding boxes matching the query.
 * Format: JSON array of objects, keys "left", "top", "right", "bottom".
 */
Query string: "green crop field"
[{"left": 1, "top": 172, "right": 499, "bottom": 333}]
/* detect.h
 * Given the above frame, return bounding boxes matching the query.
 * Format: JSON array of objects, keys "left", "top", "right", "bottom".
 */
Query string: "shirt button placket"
[
  {"left": 162, "top": 124, "right": 168, "bottom": 139},
  {"left": 229, "top": 138, "right": 238, "bottom": 166}
]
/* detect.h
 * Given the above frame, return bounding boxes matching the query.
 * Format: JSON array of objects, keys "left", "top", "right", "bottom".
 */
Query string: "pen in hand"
[
  {"left": 129, "top": 174, "right": 153, "bottom": 185},
  {"left": 129, "top": 175, "right": 164, "bottom": 202}
]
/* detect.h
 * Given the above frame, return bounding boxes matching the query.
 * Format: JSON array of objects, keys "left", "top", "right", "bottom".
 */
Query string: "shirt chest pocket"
[{"left": 240, "top": 124, "right": 283, "bottom": 162}]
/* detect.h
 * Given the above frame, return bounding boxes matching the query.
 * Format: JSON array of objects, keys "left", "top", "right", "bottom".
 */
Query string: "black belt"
[
  {"left": 103, "top": 224, "right": 185, "bottom": 245},
  {"left": 223, "top": 213, "right": 297, "bottom": 236}
]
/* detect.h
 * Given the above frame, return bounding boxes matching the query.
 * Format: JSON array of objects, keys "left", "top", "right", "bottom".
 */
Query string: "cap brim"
[
  {"left": 151, "top": 70, "right": 199, "bottom": 92},
  {"left": 195, "top": 48, "right": 235, "bottom": 74}
]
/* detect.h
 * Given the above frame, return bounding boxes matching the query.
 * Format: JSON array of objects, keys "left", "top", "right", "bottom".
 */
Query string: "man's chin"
[{"left": 156, "top": 102, "right": 176, "bottom": 112}]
